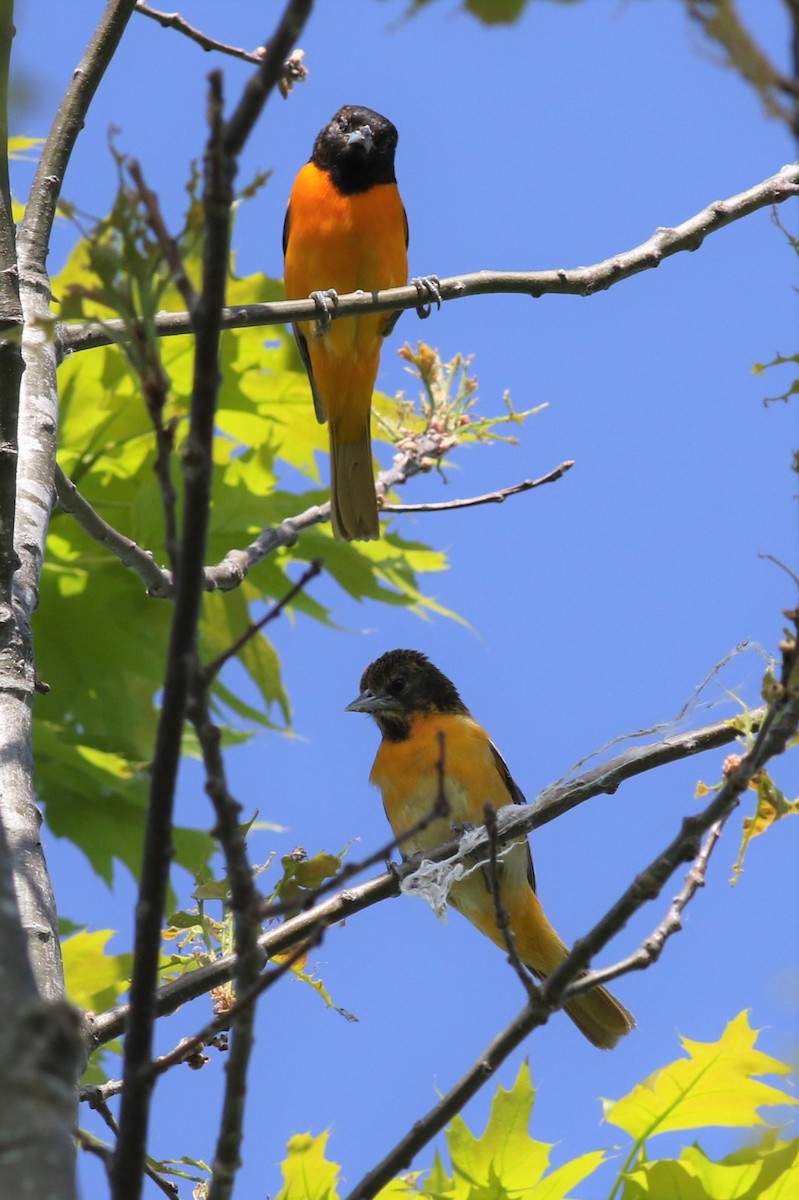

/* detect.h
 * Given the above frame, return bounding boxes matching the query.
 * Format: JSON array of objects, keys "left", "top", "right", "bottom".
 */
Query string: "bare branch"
[
  {"left": 220, "top": 0, "right": 313, "bottom": 159},
  {"left": 135, "top": 2, "right": 266, "bottom": 65},
  {"left": 344, "top": 995, "right": 549, "bottom": 1200},
  {"left": 110, "top": 4, "right": 315, "bottom": 1192},
  {"left": 188, "top": 664, "right": 264, "bottom": 1200},
  {"left": 84, "top": 1093, "right": 178, "bottom": 1198},
  {"left": 483, "top": 803, "right": 539, "bottom": 1002},
  {"left": 57, "top": 162, "right": 799, "bottom": 358},
  {"left": 56, "top": 419, "right": 554, "bottom": 594},
  {"left": 110, "top": 68, "right": 234, "bottom": 1200},
  {"left": 564, "top": 819, "right": 725, "bottom": 999},
  {"left": 201, "top": 558, "right": 322, "bottom": 681},
  {"left": 0, "top": 0, "right": 22, "bottom": 605},
  {"left": 53, "top": 466, "right": 172, "bottom": 596},
  {"left": 382, "top": 461, "right": 574, "bottom": 515},
  {"left": 127, "top": 158, "right": 197, "bottom": 313}
]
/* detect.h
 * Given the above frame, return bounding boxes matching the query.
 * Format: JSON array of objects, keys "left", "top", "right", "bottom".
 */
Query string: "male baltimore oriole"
[
  {"left": 283, "top": 106, "right": 408, "bottom": 541},
  {"left": 346, "top": 649, "right": 635, "bottom": 1049}
]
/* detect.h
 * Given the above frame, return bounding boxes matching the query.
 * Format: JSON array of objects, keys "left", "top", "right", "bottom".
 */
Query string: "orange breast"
[
  {"left": 285, "top": 162, "right": 407, "bottom": 297},
  {"left": 371, "top": 714, "right": 517, "bottom": 855}
]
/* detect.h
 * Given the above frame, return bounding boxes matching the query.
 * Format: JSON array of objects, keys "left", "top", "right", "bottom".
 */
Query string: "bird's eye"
[
  {"left": 388, "top": 675, "right": 407, "bottom": 697},
  {"left": 337, "top": 118, "right": 348, "bottom": 133}
]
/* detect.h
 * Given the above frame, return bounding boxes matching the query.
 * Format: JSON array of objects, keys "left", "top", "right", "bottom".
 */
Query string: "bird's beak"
[
  {"left": 347, "top": 125, "right": 374, "bottom": 153},
  {"left": 345, "top": 689, "right": 390, "bottom": 715}
]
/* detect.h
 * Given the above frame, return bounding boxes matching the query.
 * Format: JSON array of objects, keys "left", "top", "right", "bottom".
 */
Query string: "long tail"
[
  {"left": 466, "top": 887, "right": 635, "bottom": 1050},
  {"left": 329, "top": 419, "right": 379, "bottom": 541},
  {"left": 514, "top": 891, "right": 634, "bottom": 1050}
]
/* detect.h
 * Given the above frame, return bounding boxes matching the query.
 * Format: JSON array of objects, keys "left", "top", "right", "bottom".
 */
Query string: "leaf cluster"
[{"left": 273, "top": 1014, "right": 797, "bottom": 1200}]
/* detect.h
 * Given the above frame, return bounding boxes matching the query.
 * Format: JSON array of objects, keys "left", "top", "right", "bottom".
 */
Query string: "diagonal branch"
[
  {"left": 55, "top": 418, "right": 566, "bottom": 592},
  {"left": 57, "top": 162, "right": 799, "bottom": 358},
  {"left": 110, "top": 6, "right": 315, "bottom": 1197},
  {"left": 564, "top": 818, "right": 725, "bottom": 999},
  {"left": 110, "top": 68, "right": 234, "bottom": 1200},
  {"left": 135, "top": 2, "right": 266, "bottom": 64},
  {"left": 381, "top": 461, "right": 574, "bottom": 515}
]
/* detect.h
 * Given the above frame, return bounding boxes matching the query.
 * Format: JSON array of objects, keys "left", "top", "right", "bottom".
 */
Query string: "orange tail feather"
[
  {"left": 513, "top": 893, "right": 635, "bottom": 1050},
  {"left": 465, "top": 888, "right": 635, "bottom": 1050},
  {"left": 329, "top": 420, "right": 379, "bottom": 541}
]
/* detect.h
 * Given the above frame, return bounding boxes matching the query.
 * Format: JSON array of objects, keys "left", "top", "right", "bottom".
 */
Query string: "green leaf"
[
  {"left": 430, "top": 1061, "right": 605, "bottom": 1199},
  {"left": 625, "top": 1137, "right": 799, "bottom": 1199},
  {"left": 62, "top": 928, "right": 132, "bottom": 1012},
  {"left": 446, "top": 1061, "right": 550, "bottom": 1194},
  {"left": 275, "top": 849, "right": 344, "bottom": 902},
  {"left": 604, "top": 1011, "right": 797, "bottom": 1142},
  {"left": 465, "top": 0, "right": 527, "bottom": 24},
  {"left": 276, "top": 1131, "right": 340, "bottom": 1200},
  {"left": 38, "top": 717, "right": 214, "bottom": 889}
]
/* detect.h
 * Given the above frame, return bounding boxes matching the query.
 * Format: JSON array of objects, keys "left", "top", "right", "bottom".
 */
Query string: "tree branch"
[
  {"left": 135, "top": 2, "right": 267, "bottom": 64},
  {"left": 110, "top": 69, "right": 234, "bottom": 1200},
  {"left": 53, "top": 465, "right": 172, "bottom": 596},
  {"left": 563, "top": 818, "right": 724, "bottom": 999},
  {"left": 381, "top": 461, "right": 574, "bottom": 514},
  {"left": 0, "top": 0, "right": 22, "bottom": 606},
  {"left": 55, "top": 438, "right": 566, "bottom": 595},
  {"left": 57, "top": 162, "right": 799, "bottom": 358},
  {"left": 110, "top": 4, "right": 315, "bottom": 1193}
]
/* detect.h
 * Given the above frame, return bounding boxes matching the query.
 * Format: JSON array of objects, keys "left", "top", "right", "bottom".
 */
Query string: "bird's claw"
[
  {"left": 310, "top": 288, "right": 339, "bottom": 336},
  {"left": 412, "top": 275, "right": 442, "bottom": 319}
]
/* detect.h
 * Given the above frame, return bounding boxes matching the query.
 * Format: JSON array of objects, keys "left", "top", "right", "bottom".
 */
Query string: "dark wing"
[
  {"left": 488, "top": 739, "right": 536, "bottom": 893},
  {"left": 282, "top": 202, "right": 327, "bottom": 425}
]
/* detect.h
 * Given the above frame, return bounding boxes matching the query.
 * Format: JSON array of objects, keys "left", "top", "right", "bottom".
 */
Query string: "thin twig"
[
  {"left": 83, "top": 927, "right": 323, "bottom": 1105},
  {"left": 89, "top": 706, "right": 754, "bottom": 1051},
  {"left": 127, "top": 158, "right": 196, "bottom": 312},
  {"left": 483, "top": 804, "right": 538, "bottom": 1002},
  {"left": 53, "top": 466, "right": 171, "bottom": 596},
  {"left": 57, "top": 162, "right": 799, "bottom": 358},
  {"left": 0, "top": 1, "right": 23, "bottom": 607},
  {"left": 84, "top": 1094, "right": 178, "bottom": 1198},
  {"left": 110, "top": 63, "right": 234, "bottom": 1200},
  {"left": 189, "top": 578, "right": 266, "bottom": 1200},
  {"left": 55, "top": 422, "right": 552, "bottom": 594},
  {"left": 382, "top": 462, "right": 574, "bottom": 514},
  {"left": 135, "top": 2, "right": 266, "bottom": 64},
  {"left": 201, "top": 558, "right": 322, "bottom": 681},
  {"left": 18, "top": 0, "right": 139, "bottom": 267},
  {"left": 260, "top": 782, "right": 449, "bottom": 922},
  {"left": 343, "top": 997, "right": 550, "bottom": 1200},
  {"left": 563, "top": 819, "right": 725, "bottom": 1000},
  {"left": 151, "top": 929, "right": 321, "bottom": 1085},
  {"left": 220, "top": 0, "right": 313, "bottom": 159}
]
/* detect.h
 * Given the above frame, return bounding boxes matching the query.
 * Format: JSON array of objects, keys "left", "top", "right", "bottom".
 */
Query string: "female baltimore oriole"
[
  {"left": 346, "top": 648, "right": 635, "bottom": 1049},
  {"left": 283, "top": 106, "right": 408, "bottom": 541}
]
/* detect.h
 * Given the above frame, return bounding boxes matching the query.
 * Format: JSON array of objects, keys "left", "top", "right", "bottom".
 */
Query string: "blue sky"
[{"left": 11, "top": 1, "right": 798, "bottom": 1196}]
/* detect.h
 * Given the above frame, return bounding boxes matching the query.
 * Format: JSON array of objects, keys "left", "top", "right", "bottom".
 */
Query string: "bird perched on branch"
[
  {"left": 346, "top": 648, "right": 635, "bottom": 1049},
  {"left": 283, "top": 105, "right": 408, "bottom": 541}
]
